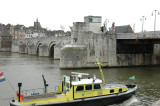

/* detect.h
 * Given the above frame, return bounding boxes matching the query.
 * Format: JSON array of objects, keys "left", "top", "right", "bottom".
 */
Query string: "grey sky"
[{"left": 0, "top": 0, "right": 160, "bottom": 32}]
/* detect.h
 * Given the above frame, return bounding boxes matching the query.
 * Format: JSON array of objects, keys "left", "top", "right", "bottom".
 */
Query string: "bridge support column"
[
  {"left": 60, "top": 44, "right": 87, "bottom": 69},
  {"left": 19, "top": 43, "right": 27, "bottom": 54},
  {"left": 28, "top": 43, "right": 36, "bottom": 55},
  {"left": 38, "top": 44, "right": 48, "bottom": 56}
]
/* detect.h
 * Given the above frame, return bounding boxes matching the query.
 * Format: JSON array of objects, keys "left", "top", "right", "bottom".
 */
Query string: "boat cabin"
[
  {"left": 58, "top": 73, "right": 128, "bottom": 100},
  {"left": 62, "top": 74, "right": 103, "bottom": 99}
]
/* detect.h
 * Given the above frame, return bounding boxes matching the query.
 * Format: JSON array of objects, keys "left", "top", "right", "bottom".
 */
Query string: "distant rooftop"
[
  {"left": 0, "top": 28, "right": 11, "bottom": 37},
  {"left": 115, "top": 25, "right": 134, "bottom": 33}
]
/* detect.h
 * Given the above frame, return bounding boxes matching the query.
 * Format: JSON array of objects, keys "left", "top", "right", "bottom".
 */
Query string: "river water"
[{"left": 0, "top": 52, "right": 160, "bottom": 106}]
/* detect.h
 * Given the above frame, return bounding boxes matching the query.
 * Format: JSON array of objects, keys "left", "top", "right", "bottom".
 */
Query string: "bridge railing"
[
  {"left": 117, "top": 33, "right": 140, "bottom": 39},
  {"left": 117, "top": 31, "right": 160, "bottom": 39}
]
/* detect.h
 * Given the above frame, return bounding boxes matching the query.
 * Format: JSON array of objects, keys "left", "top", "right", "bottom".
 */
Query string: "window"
[
  {"left": 119, "top": 88, "right": 122, "bottom": 92},
  {"left": 67, "top": 83, "right": 70, "bottom": 88},
  {"left": 74, "top": 38, "right": 77, "bottom": 43},
  {"left": 94, "top": 84, "right": 101, "bottom": 89},
  {"left": 110, "top": 89, "right": 114, "bottom": 93},
  {"left": 76, "top": 86, "right": 84, "bottom": 91},
  {"left": 85, "top": 85, "right": 92, "bottom": 90}
]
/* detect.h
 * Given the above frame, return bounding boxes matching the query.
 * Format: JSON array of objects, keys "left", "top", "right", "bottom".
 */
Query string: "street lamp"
[
  {"left": 140, "top": 16, "right": 146, "bottom": 33},
  {"left": 152, "top": 10, "right": 160, "bottom": 32}
]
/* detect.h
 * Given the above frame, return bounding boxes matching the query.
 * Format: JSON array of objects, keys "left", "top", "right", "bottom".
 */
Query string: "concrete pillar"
[{"left": 108, "top": 35, "right": 117, "bottom": 67}]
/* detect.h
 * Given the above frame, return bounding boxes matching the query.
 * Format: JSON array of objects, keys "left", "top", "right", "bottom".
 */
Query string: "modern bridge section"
[
  {"left": 117, "top": 31, "right": 160, "bottom": 39},
  {"left": 12, "top": 36, "right": 71, "bottom": 59}
]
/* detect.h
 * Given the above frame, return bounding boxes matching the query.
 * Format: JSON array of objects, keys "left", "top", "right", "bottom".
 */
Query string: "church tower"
[{"left": 34, "top": 18, "right": 41, "bottom": 28}]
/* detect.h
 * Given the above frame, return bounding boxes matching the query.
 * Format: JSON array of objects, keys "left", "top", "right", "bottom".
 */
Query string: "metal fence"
[{"left": 117, "top": 31, "right": 160, "bottom": 39}]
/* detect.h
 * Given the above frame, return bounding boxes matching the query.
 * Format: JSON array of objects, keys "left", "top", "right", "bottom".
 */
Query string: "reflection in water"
[{"left": 0, "top": 52, "right": 160, "bottom": 106}]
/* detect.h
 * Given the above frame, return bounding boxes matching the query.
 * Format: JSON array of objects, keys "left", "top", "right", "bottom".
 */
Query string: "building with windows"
[
  {"left": 25, "top": 19, "right": 46, "bottom": 38},
  {"left": 10, "top": 24, "right": 25, "bottom": 40}
]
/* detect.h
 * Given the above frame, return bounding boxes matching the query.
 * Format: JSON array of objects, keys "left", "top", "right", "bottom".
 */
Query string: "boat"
[{"left": 10, "top": 59, "right": 137, "bottom": 106}]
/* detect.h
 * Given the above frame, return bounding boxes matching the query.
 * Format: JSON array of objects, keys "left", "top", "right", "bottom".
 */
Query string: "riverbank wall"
[
  {"left": 0, "top": 48, "right": 11, "bottom": 52},
  {"left": 60, "top": 17, "right": 160, "bottom": 69}
]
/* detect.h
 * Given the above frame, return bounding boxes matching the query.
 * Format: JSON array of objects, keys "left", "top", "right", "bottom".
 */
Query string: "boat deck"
[
  {"left": 102, "top": 84, "right": 126, "bottom": 89},
  {"left": 23, "top": 92, "right": 63, "bottom": 101}
]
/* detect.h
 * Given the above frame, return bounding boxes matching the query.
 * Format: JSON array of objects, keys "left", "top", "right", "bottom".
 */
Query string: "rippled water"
[{"left": 0, "top": 52, "right": 160, "bottom": 106}]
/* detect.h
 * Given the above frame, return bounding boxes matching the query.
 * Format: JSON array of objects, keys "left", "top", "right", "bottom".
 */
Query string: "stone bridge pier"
[{"left": 12, "top": 36, "right": 71, "bottom": 59}]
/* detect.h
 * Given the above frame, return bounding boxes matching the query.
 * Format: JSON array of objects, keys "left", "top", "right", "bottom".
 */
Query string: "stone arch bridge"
[{"left": 12, "top": 36, "right": 71, "bottom": 59}]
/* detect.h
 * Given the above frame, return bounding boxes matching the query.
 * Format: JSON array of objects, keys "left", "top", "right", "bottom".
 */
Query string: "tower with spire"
[{"left": 34, "top": 18, "right": 41, "bottom": 28}]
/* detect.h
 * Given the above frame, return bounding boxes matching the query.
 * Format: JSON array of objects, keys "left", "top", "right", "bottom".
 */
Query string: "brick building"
[{"left": 10, "top": 24, "right": 25, "bottom": 40}]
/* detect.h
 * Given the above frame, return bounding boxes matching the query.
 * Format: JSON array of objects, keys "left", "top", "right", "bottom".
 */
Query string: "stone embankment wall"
[
  {"left": 0, "top": 48, "right": 11, "bottom": 52},
  {"left": 60, "top": 22, "right": 117, "bottom": 68},
  {"left": 60, "top": 22, "right": 160, "bottom": 69}
]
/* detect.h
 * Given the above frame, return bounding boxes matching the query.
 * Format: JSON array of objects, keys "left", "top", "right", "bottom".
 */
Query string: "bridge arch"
[
  {"left": 36, "top": 41, "right": 42, "bottom": 56},
  {"left": 19, "top": 41, "right": 24, "bottom": 45},
  {"left": 26, "top": 41, "right": 31, "bottom": 54},
  {"left": 48, "top": 41, "right": 56, "bottom": 58}
]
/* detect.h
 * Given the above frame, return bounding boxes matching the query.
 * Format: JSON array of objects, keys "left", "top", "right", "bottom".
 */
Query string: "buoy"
[{"left": 16, "top": 90, "right": 23, "bottom": 101}]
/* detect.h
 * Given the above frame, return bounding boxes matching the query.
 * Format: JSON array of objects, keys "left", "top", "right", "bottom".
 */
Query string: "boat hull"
[
  {"left": 40, "top": 90, "right": 135, "bottom": 106},
  {"left": 10, "top": 85, "right": 137, "bottom": 106}
]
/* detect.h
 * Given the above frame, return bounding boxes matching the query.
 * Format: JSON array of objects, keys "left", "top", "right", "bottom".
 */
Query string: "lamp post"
[
  {"left": 152, "top": 10, "right": 160, "bottom": 32},
  {"left": 140, "top": 16, "right": 146, "bottom": 33}
]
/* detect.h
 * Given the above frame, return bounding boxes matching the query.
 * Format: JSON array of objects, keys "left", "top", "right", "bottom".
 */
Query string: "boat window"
[
  {"left": 94, "top": 84, "right": 101, "bottom": 89},
  {"left": 85, "top": 85, "right": 92, "bottom": 90},
  {"left": 119, "top": 88, "right": 122, "bottom": 92},
  {"left": 110, "top": 89, "right": 114, "bottom": 93},
  {"left": 67, "top": 83, "right": 70, "bottom": 88},
  {"left": 76, "top": 86, "right": 84, "bottom": 91}
]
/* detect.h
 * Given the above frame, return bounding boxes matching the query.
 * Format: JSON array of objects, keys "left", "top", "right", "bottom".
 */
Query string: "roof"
[
  {"left": 0, "top": 28, "right": 11, "bottom": 37},
  {"left": 14, "top": 24, "right": 25, "bottom": 30},
  {"left": 72, "top": 78, "right": 102, "bottom": 85},
  {"left": 64, "top": 74, "right": 102, "bottom": 85},
  {"left": 25, "top": 26, "right": 47, "bottom": 34},
  {"left": 84, "top": 16, "right": 102, "bottom": 18},
  {"left": 71, "top": 78, "right": 102, "bottom": 85},
  {"left": 5, "top": 24, "right": 11, "bottom": 30},
  {"left": 115, "top": 25, "right": 133, "bottom": 33},
  {"left": 107, "top": 25, "right": 134, "bottom": 34}
]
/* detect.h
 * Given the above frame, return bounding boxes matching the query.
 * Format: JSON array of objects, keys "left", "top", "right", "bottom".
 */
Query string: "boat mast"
[
  {"left": 42, "top": 75, "right": 48, "bottom": 93},
  {"left": 96, "top": 58, "right": 105, "bottom": 84}
]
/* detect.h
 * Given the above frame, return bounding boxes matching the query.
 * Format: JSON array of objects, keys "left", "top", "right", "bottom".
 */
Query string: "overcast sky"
[{"left": 0, "top": 0, "right": 160, "bottom": 32}]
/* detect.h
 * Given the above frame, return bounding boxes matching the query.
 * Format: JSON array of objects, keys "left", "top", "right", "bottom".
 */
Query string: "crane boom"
[{"left": 96, "top": 58, "right": 105, "bottom": 84}]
